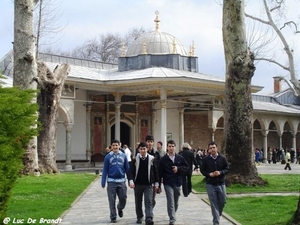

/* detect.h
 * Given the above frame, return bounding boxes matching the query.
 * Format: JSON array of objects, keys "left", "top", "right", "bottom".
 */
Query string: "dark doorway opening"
[{"left": 111, "top": 122, "right": 131, "bottom": 148}]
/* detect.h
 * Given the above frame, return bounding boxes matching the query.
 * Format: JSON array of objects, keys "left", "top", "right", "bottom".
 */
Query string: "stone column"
[
  {"left": 106, "top": 103, "right": 110, "bottom": 146},
  {"left": 160, "top": 88, "right": 167, "bottom": 149},
  {"left": 115, "top": 102, "right": 121, "bottom": 141},
  {"left": 279, "top": 136, "right": 283, "bottom": 150},
  {"left": 292, "top": 132, "right": 297, "bottom": 151},
  {"left": 179, "top": 108, "right": 184, "bottom": 149},
  {"left": 211, "top": 130, "right": 215, "bottom": 142},
  {"left": 86, "top": 103, "right": 92, "bottom": 160},
  {"left": 135, "top": 103, "right": 139, "bottom": 155},
  {"left": 261, "top": 130, "right": 269, "bottom": 163},
  {"left": 64, "top": 122, "right": 74, "bottom": 171}
]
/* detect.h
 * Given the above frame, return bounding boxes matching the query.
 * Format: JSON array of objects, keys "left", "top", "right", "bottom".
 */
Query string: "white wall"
[
  {"left": 153, "top": 101, "right": 180, "bottom": 146},
  {"left": 56, "top": 89, "right": 87, "bottom": 160}
]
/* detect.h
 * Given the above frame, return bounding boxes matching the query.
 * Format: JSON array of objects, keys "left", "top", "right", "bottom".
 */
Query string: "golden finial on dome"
[
  {"left": 192, "top": 41, "right": 195, "bottom": 56},
  {"left": 121, "top": 42, "right": 126, "bottom": 57},
  {"left": 189, "top": 41, "right": 195, "bottom": 56},
  {"left": 154, "top": 10, "right": 160, "bottom": 32},
  {"left": 172, "top": 38, "right": 177, "bottom": 54},
  {"left": 142, "top": 38, "right": 147, "bottom": 54}
]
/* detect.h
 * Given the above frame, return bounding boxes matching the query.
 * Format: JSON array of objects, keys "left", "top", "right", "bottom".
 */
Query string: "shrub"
[{"left": 0, "top": 85, "right": 38, "bottom": 222}]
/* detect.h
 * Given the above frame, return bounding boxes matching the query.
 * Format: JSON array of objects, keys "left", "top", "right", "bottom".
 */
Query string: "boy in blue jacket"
[{"left": 101, "top": 139, "right": 131, "bottom": 223}]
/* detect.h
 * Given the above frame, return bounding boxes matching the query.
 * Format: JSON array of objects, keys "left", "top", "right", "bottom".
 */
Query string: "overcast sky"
[{"left": 1, "top": 0, "right": 299, "bottom": 93}]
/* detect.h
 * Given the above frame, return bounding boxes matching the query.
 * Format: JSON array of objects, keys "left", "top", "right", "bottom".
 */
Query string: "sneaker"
[
  {"left": 110, "top": 218, "right": 117, "bottom": 223},
  {"left": 136, "top": 218, "right": 142, "bottom": 224},
  {"left": 146, "top": 218, "right": 154, "bottom": 225},
  {"left": 118, "top": 209, "right": 123, "bottom": 218},
  {"left": 169, "top": 222, "right": 175, "bottom": 225}
]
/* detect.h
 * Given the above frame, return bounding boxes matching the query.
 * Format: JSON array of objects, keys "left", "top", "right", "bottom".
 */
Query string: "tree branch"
[
  {"left": 255, "top": 57, "right": 290, "bottom": 71},
  {"left": 280, "top": 21, "right": 300, "bottom": 33},
  {"left": 245, "top": 13, "right": 270, "bottom": 25}
]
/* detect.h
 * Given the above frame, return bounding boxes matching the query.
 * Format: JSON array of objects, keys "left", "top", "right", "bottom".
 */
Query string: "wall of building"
[
  {"left": 56, "top": 89, "right": 87, "bottom": 160},
  {"left": 184, "top": 112, "right": 211, "bottom": 149}
]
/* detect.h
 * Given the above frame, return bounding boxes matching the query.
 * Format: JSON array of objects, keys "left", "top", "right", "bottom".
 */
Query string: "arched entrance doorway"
[{"left": 111, "top": 122, "right": 131, "bottom": 148}]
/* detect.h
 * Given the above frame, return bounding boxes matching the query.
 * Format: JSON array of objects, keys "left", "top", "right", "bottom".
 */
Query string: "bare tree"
[
  {"left": 222, "top": 0, "right": 267, "bottom": 186},
  {"left": 14, "top": 0, "right": 40, "bottom": 174},
  {"left": 34, "top": 0, "right": 65, "bottom": 58},
  {"left": 71, "top": 33, "right": 122, "bottom": 63},
  {"left": 70, "top": 27, "right": 147, "bottom": 63},
  {"left": 245, "top": 0, "right": 300, "bottom": 95},
  {"left": 123, "top": 27, "right": 148, "bottom": 48}
]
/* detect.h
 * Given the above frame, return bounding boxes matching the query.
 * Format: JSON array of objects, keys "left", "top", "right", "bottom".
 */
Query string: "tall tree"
[
  {"left": 222, "top": 0, "right": 266, "bottom": 186},
  {"left": 14, "top": 0, "right": 70, "bottom": 174},
  {"left": 13, "top": 0, "right": 40, "bottom": 174}
]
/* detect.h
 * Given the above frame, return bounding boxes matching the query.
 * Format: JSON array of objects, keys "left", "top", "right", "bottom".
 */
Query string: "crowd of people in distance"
[{"left": 254, "top": 147, "right": 295, "bottom": 170}]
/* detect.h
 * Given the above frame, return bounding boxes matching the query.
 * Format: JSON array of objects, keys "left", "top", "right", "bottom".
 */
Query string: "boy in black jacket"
[
  {"left": 129, "top": 142, "right": 159, "bottom": 225},
  {"left": 158, "top": 140, "right": 188, "bottom": 225},
  {"left": 200, "top": 141, "right": 229, "bottom": 225}
]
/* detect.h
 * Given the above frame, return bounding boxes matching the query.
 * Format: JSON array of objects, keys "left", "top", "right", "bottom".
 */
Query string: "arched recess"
[
  {"left": 296, "top": 123, "right": 300, "bottom": 149},
  {"left": 216, "top": 117, "right": 224, "bottom": 129},
  {"left": 268, "top": 121, "right": 279, "bottom": 149},
  {"left": 214, "top": 117, "right": 224, "bottom": 144},
  {"left": 109, "top": 115, "right": 135, "bottom": 149},
  {"left": 282, "top": 121, "right": 293, "bottom": 149},
  {"left": 253, "top": 119, "right": 263, "bottom": 148},
  {"left": 59, "top": 106, "right": 70, "bottom": 123}
]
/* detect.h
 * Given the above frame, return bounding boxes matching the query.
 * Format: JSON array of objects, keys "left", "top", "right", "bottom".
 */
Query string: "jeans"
[
  {"left": 164, "top": 185, "right": 181, "bottom": 223},
  {"left": 206, "top": 184, "right": 226, "bottom": 225},
  {"left": 134, "top": 184, "right": 153, "bottom": 219},
  {"left": 107, "top": 182, "right": 127, "bottom": 220}
]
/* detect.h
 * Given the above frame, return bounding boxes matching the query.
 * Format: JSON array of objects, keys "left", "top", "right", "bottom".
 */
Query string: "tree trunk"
[
  {"left": 35, "top": 62, "right": 70, "bottom": 173},
  {"left": 222, "top": 0, "right": 266, "bottom": 186},
  {"left": 13, "top": 0, "right": 39, "bottom": 174},
  {"left": 292, "top": 194, "right": 300, "bottom": 224}
]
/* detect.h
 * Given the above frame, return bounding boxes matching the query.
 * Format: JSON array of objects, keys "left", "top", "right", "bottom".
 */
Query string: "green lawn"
[
  {"left": 7, "top": 173, "right": 97, "bottom": 225},
  {"left": 225, "top": 196, "right": 298, "bottom": 225},
  {"left": 192, "top": 174, "right": 300, "bottom": 193},
  {"left": 5, "top": 173, "right": 300, "bottom": 225},
  {"left": 192, "top": 174, "right": 300, "bottom": 225}
]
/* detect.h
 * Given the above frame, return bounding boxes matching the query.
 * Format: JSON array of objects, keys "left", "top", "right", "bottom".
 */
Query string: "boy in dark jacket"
[
  {"left": 129, "top": 142, "right": 159, "bottom": 225},
  {"left": 158, "top": 140, "right": 189, "bottom": 225},
  {"left": 200, "top": 141, "right": 229, "bottom": 225}
]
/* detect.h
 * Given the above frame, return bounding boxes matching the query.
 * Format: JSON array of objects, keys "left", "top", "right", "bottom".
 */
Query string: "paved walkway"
[{"left": 59, "top": 163, "right": 299, "bottom": 225}]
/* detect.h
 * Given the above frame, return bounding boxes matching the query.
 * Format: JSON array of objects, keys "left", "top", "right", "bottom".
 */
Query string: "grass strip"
[
  {"left": 7, "top": 173, "right": 97, "bottom": 224},
  {"left": 225, "top": 196, "right": 298, "bottom": 225},
  {"left": 192, "top": 174, "right": 300, "bottom": 193}
]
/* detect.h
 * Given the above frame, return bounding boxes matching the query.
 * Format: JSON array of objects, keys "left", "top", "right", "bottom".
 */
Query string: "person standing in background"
[
  {"left": 179, "top": 142, "right": 199, "bottom": 197},
  {"left": 123, "top": 144, "right": 132, "bottom": 162},
  {"left": 284, "top": 149, "right": 291, "bottom": 170},
  {"left": 200, "top": 141, "right": 229, "bottom": 225},
  {"left": 157, "top": 141, "right": 166, "bottom": 157},
  {"left": 101, "top": 139, "right": 131, "bottom": 223}
]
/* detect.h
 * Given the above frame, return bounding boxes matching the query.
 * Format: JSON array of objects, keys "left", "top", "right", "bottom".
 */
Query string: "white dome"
[{"left": 126, "top": 31, "right": 188, "bottom": 57}]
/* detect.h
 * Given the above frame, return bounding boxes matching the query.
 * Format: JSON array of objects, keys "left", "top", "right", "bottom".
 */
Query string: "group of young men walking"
[{"left": 101, "top": 135, "right": 229, "bottom": 225}]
